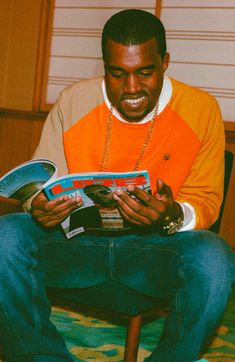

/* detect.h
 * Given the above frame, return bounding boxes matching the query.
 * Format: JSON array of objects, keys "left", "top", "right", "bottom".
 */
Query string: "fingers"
[
  {"left": 113, "top": 187, "right": 157, "bottom": 225},
  {"left": 116, "top": 206, "right": 144, "bottom": 226},
  {"left": 155, "top": 179, "right": 182, "bottom": 222},
  {"left": 127, "top": 181, "right": 172, "bottom": 214},
  {"left": 112, "top": 179, "right": 176, "bottom": 227},
  {"left": 155, "top": 178, "right": 173, "bottom": 200},
  {"left": 31, "top": 193, "right": 83, "bottom": 228}
]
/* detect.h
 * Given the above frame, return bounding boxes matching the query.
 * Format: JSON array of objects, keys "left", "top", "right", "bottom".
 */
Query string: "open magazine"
[
  {"left": 0, "top": 159, "right": 151, "bottom": 239},
  {"left": 0, "top": 159, "right": 57, "bottom": 203}
]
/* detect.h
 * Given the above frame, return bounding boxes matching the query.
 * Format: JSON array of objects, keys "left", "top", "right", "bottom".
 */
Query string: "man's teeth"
[{"left": 125, "top": 96, "right": 145, "bottom": 105}]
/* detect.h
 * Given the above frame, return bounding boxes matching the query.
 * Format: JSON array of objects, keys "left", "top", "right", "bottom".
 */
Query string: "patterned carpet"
[
  {"left": 0, "top": 290, "right": 234, "bottom": 361},
  {"left": 49, "top": 288, "right": 235, "bottom": 362}
]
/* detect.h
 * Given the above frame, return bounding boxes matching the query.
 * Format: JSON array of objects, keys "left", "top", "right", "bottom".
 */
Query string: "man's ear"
[{"left": 162, "top": 52, "right": 170, "bottom": 73}]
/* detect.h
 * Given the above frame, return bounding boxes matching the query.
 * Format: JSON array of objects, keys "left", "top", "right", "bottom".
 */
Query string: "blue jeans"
[{"left": 0, "top": 213, "right": 235, "bottom": 362}]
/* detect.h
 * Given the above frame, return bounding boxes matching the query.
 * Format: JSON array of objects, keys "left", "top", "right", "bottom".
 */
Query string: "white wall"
[
  {"left": 161, "top": 0, "right": 235, "bottom": 122},
  {"left": 45, "top": 0, "right": 156, "bottom": 104}
]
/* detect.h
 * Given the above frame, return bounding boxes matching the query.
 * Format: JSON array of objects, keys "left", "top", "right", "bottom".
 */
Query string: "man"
[
  {"left": 69, "top": 185, "right": 122, "bottom": 232},
  {"left": 83, "top": 185, "right": 116, "bottom": 209},
  {"left": 0, "top": 9, "right": 234, "bottom": 362},
  {"left": 82, "top": 184, "right": 130, "bottom": 229}
]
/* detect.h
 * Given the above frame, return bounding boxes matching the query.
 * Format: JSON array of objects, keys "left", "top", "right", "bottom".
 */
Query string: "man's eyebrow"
[
  {"left": 105, "top": 64, "right": 156, "bottom": 71},
  {"left": 105, "top": 65, "right": 125, "bottom": 71},
  {"left": 137, "top": 64, "right": 156, "bottom": 71}
]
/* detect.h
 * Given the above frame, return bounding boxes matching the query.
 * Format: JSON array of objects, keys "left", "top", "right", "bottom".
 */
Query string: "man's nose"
[{"left": 123, "top": 74, "right": 142, "bottom": 94}]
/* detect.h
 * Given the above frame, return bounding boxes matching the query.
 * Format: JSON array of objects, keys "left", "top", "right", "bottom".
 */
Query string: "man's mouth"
[{"left": 122, "top": 95, "right": 146, "bottom": 108}]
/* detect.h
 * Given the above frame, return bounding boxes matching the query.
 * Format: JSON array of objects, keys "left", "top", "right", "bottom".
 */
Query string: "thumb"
[{"left": 156, "top": 178, "right": 172, "bottom": 199}]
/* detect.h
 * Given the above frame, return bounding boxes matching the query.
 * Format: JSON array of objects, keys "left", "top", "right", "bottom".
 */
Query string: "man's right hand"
[{"left": 31, "top": 192, "right": 83, "bottom": 228}]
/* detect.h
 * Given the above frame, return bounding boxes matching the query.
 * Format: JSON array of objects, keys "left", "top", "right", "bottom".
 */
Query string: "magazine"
[
  {"left": 0, "top": 159, "right": 151, "bottom": 239},
  {"left": 43, "top": 170, "right": 151, "bottom": 238},
  {"left": 0, "top": 159, "right": 57, "bottom": 203}
]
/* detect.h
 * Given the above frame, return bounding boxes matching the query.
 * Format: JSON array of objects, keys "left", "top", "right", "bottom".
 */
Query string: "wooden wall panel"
[
  {"left": 0, "top": 1, "right": 11, "bottom": 107},
  {"left": 0, "top": 111, "right": 45, "bottom": 176},
  {"left": 0, "top": 0, "right": 44, "bottom": 111}
]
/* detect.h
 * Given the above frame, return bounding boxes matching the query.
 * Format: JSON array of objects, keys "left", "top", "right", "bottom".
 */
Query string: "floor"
[{"left": 50, "top": 289, "right": 235, "bottom": 361}]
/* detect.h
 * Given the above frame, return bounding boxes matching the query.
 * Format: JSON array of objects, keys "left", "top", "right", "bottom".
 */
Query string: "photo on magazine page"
[
  {"left": 43, "top": 171, "right": 151, "bottom": 239},
  {"left": 0, "top": 159, "right": 56, "bottom": 203}
]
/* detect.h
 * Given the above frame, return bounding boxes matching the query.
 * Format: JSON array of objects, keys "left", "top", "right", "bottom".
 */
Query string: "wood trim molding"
[
  {"left": 33, "top": 0, "right": 52, "bottom": 111},
  {"left": 155, "top": 0, "right": 162, "bottom": 17},
  {"left": 224, "top": 121, "right": 235, "bottom": 132},
  {"left": 225, "top": 130, "right": 235, "bottom": 144},
  {"left": 0, "top": 108, "right": 48, "bottom": 120},
  {"left": 225, "top": 121, "right": 235, "bottom": 144},
  {"left": 34, "top": 0, "right": 55, "bottom": 112}
]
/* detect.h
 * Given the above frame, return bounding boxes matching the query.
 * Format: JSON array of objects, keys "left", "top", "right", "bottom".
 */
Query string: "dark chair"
[
  {"left": 209, "top": 150, "right": 233, "bottom": 233},
  {"left": 48, "top": 150, "right": 234, "bottom": 362}
]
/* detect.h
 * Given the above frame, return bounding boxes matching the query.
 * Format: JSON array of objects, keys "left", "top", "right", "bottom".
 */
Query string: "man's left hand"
[{"left": 113, "top": 178, "right": 182, "bottom": 227}]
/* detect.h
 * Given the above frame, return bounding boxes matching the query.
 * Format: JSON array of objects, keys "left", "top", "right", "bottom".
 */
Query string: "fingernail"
[
  {"left": 115, "top": 188, "right": 123, "bottom": 196},
  {"left": 126, "top": 185, "right": 134, "bottom": 192},
  {"left": 113, "top": 194, "right": 120, "bottom": 201}
]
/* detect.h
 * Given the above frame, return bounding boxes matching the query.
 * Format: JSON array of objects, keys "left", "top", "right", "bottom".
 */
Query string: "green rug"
[{"left": 50, "top": 289, "right": 235, "bottom": 362}]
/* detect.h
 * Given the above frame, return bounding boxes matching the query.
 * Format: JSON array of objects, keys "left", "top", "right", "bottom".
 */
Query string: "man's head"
[
  {"left": 84, "top": 185, "right": 116, "bottom": 208},
  {"left": 102, "top": 9, "right": 170, "bottom": 122},
  {"left": 102, "top": 9, "right": 167, "bottom": 60}
]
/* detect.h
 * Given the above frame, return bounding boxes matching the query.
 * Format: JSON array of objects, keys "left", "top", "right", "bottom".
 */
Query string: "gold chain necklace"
[{"left": 99, "top": 102, "right": 159, "bottom": 172}]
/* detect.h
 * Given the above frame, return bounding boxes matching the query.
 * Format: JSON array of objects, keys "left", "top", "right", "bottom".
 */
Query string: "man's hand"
[
  {"left": 113, "top": 178, "right": 182, "bottom": 227},
  {"left": 0, "top": 196, "right": 23, "bottom": 216},
  {"left": 31, "top": 192, "right": 83, "bottom": 228}
]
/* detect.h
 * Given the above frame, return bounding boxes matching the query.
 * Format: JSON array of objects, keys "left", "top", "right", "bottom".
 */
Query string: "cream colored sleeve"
[{"left": 33, "top": 94, "right": 69, "bottom": 177}]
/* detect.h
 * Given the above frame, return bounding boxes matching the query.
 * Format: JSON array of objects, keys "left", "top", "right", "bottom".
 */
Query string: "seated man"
[{"left": 0, "top": 9, "right": 235, "bottom": 362}]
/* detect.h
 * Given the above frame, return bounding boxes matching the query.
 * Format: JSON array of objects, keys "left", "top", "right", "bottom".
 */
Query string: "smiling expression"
[{"left": 104, "top": 38, "right": 169, "bottom": 122}]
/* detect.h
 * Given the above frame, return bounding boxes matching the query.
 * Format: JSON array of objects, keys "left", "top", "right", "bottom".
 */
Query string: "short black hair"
[{"left": 102, "top": 9, "right": 167, "bottom": 60}]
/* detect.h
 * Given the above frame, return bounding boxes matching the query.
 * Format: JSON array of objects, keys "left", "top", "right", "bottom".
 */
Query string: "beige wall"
[
  {"left": 43, "top": 0, "right": 235, "bottom": 122},
  {"left": 0, "top": 0, "right": 42, "bottom": 111},
  {"left": 44, "top": 0, "right": 156, "bottom": 107},
  {"left": 160, "top": 0, "right": 235, "bottom": 123}
]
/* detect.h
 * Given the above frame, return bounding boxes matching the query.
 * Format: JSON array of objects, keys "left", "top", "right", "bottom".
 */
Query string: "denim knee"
[
  {"left": 0, "top": 213, "right": 72, "bottom": 361},
  {"left": 0, "top": 213, "right": 48, "bottom": 309},
  {"left": 176, "top": 230, "right": 235, "bottom": 298},
  {"left": 0, "top": 213, "right": 42, "bottom": 260}
]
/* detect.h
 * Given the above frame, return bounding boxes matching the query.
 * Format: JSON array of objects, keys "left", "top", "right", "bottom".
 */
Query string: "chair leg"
[{"left": 124, "top": 314, "right": 143, "bottom": 362}]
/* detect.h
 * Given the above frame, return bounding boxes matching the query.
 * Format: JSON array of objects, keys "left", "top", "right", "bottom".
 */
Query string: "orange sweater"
[{"left": 34, "top": 77, "right": 225, "bottom": 229}]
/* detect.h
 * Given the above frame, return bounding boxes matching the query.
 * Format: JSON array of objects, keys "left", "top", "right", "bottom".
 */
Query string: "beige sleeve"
[
  {"left": 33, "top": 94, "right": 69, "bottom": 177},
  {"left": 33, "top": 78, "right": 104, "bottom": 177}
]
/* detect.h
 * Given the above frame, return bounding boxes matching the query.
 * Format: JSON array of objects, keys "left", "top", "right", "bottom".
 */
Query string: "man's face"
[
  {"left": 104, "top": 38, "right": 169, "bottom": 122},
  {"left": 85, "top": 186, "right": 115, "bottom": 208}
]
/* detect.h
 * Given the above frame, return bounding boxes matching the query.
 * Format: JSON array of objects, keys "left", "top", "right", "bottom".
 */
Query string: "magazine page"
[
  {"left": 43, "top": 170, "right": 151, "bottom": 239},
  {"left": 0, "top": 159, "right": 57, "bottom": 204}
]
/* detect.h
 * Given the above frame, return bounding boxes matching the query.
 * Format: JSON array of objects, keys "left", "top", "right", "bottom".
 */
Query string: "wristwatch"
[
  {"left": 160, "top": 204, "right": 184, "bottom": 235},
  {"left": 161, "top": 215, "right": 184, "bottom": 235}
]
